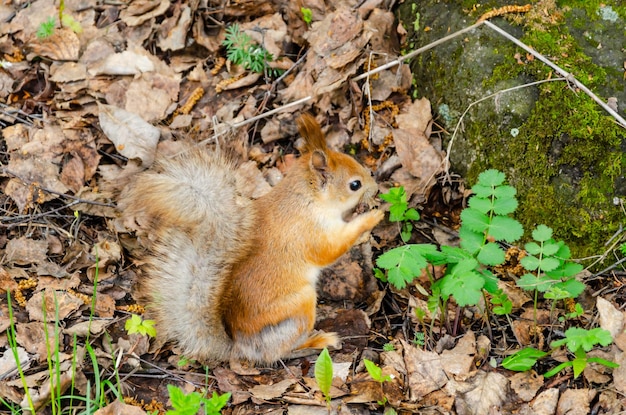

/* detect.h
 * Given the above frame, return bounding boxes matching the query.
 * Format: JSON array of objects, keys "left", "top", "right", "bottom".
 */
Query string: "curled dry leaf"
[
  {"left": 98, "top": 103, "right": 160, "bottom": 167},
  {"left": 120, "top": 0, "right": 171, "bottom": 26}
]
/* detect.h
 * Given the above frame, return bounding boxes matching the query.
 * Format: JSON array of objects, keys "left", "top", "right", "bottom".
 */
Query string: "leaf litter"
[{"left": 0, "top": 0, "right": 624, "bottom": 413}]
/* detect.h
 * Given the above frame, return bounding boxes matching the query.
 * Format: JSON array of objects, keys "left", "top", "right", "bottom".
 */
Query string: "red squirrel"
[{"left": 119, "top": 114, "right": 383, "bottom": 364}]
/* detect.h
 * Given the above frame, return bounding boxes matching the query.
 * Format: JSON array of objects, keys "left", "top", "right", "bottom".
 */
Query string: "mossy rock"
[{"left": 396, "top": 0, "right": 626, "bottom": 261}]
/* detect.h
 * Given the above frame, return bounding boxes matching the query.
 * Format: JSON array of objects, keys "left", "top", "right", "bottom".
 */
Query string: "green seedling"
[
  {"left": 314, "top": 348, "right": 333, "bottom": 405},
  {"left": 125, "top": 314, "right": 157, "bottom": 338},
  {"left": 301, "top": 7, "right": 313, "bottom": 25},
  {"left": 222, "top": 24, "right": 277, "bottom": 75},
  {"left": 379, "top": 186, "right": 420, "bottom": 242},
  {"left": 364, "top": 359, "right": 392, "bottom": 406},
  {"left": 503, "top": 327, "right": 618, "bottom": 378},
  {"left": 166, "top": 385, "right": 231, "bottom": 415}
]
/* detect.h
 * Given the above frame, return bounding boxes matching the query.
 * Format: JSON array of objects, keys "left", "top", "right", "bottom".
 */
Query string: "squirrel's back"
[{"left": 120, "top": 146, "right": 255, "bottom": 362}]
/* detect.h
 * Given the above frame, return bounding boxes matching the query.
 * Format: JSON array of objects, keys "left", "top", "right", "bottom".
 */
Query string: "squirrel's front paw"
[{"left": 363, "top": 209, "right": 384, "bottom": 229}]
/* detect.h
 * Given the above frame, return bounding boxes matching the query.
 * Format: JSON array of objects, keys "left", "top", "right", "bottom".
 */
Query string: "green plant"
[
  {"left": 382, "top": 342, "right": 395, "bottom": 352},
  {"left": 166, "top": 385, "right": 231, "bottom": 415},
  {"left": 413, "top": 332, "right": 425, "bottom": 347},
  {"left": 36, "top": 16, "right": 56, "bottom": 39},
  {"left": 364, "top": 359, "right": 392, "bottom": 383},
  {"left": 125, "top": 314, "right": 157, "bottom": 337},
  {"left": 377, "top": 169, "right": 523, "bottom": 316},
  {"left": 301, "top": 7, "right": 313, "bottom": 25},
  {"left": 222, "top": 24, "right": 276, "bottom": 75},
  {"left": 314, "top": 348, "right": 333, "bottom": 404},
  {"left": 363, "top": 359, "right": 392, "bottom": 406},
  {"left": 379, "top": 186, "right": 420, "bottom": 242},
  {"left": 503, "top": 327, "right": 618, "bottom": 378}
]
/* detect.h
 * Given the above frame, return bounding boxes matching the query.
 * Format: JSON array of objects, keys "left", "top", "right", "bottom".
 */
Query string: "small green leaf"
[
  {"left": 476, "top": 169, "right": 506, "bottom": 187},
  {"left": 546, "top": 262, "right": 583, "bottom": 278},
  {"left": 531, "top": 224, "right": 553, "bottom": 242},
  {"left": 405, "top": 208, "right": 420, "bottom": 221},
  {"left": 471, "top": 183, "right": 494, "bottom": 198},
  {"left": 544, "top": 286, "right": 570, "bottom": 300},
  {"left": 376, "top": 245, "right": 429, "bottom": 289},
  {"left": 167, "top": 385, "right": 203, "bottom": 415},
  {"left": 440, "top": 259, "right": 484, "bottom": 306},
  {"left": 458, "top": 227, "right": 484, "bottom": 256},
  {"left": 460, "top": 209, "right": 489, "bottom": 233},
  {"left": 550, "top": 327, "right": 613, "bottom": 353},
  {"left": 364, "top": 359, "right": 391, "bottom": 383},
  {"left": 300, "top": 7, "right": 313, "bottom": 24},
  {"left": 553, "top": 279, "right": 585, "bottom": 298},
  {"left": 477, "top": 242, "right": 506, "bottom": 266},
  {"left": 315, "top": 348, "right": 333, "bottom": 403},
  {"left": 36, "top": 16, "right": 56, "bottom": 39},
  {"left": 493, "top": 185, "right": 516, "bottom": 200},
  {"left": 521, "top": 255, "right": 540, "bottom": 271},
  {"left": 540, "top": 241, "right": 561, "bottom": 256},
  {"left": 543, "top": 361, "right": 571, "bottom": 378},
  {"left": 516, "top": 273, "right": 554, "bottom": 292},
  {"left": 501, "top": 347, "right": 547, "bottom": 371},
  {"left": 203, "top": 391, "right": 231, "bottom": 415},
  {"left": 468, "top": 196, "right": 492, "bottom": 214},
  {"left": 487, "top": 216, "right": 523, "bottom": 242},
  {"left": 524, "top": 242, "right": 542, "bottom": 255},
  {"left": 491, "top": 196, "right": 518, "bottom": 215},
  {"left": 389, "top": 202, "right": 408, "bottom": 222}
]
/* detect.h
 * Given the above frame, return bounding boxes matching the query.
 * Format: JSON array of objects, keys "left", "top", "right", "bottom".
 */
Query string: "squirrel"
[{"left": 119, "top": 113, "right": 384, "bottom": 365}]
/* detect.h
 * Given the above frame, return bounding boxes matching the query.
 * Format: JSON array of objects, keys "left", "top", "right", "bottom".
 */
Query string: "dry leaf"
[
  {"left": 556, "top": 388, "right": 595, "bottom": 415},
  {"left": 26, "top": 289, "right": 83, "bottom": 322},
  {"left": 29, "top": 28, "right": 80, "bottom": 61},
  {"left": 596, "top": 296, "right": 625, "bottom": 338},
  {"left": 447, "top": 371, "right": 509, "bottom": 415},
  {"left": 509, "top": 371, "right": 543, "bottom": 402},
  {"left": 98, "top": 103, "right": 160, "bottom": 166},
  {"left": 5, "top": 236, "right": 48, "bottom": 265},
  {"left": 402, "top": 339, "right": 448, "bottom": 400}
]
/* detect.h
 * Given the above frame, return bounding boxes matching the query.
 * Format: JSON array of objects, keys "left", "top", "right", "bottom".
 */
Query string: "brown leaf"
[
  {"left": 249, "top": 378, "right": 297, "bottom": 401},
  {"left": 26, "top": 289, "right": 83, "bottom": 322},
  {"left": 94, "top": 400, "right": 146, "bottom": 415},
  {"left": 446, "top": 371, "right": 509, "bottom": 415},
  {"left": 509, "top": 371, "right": 544, "bottom": 402},
  {"left": 441, "top": 331, "right": 475, "bottom": 377},
  {"left": 120, "top": 0, "right": 171, "bottom": 26},
  {"left": 402, "top": 339, "right": 448, "bottom": 400},
  {"left": 5, "top": 236, "right": 48, "bottom": 265},
  {"left": 29, "top": 28, "right": 80, "bottom": 61},
  {"left": 556, "top": 388, "right": 595, "bottom": 415},
  {"left": 15, "top": 322, "right": 58, "bottom": 362},
  {"left": 98, "top": 103, "right": 160, "bottom": 167}
]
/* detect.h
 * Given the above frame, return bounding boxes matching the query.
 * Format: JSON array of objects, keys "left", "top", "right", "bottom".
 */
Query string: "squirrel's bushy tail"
[{"left": 119, "top": 144, "right": 255, "bottom": 362}]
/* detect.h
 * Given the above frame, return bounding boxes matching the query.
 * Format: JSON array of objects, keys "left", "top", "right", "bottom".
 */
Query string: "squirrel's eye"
[{"left": 349, "top": 180, "right": 362, "bottom": 191}]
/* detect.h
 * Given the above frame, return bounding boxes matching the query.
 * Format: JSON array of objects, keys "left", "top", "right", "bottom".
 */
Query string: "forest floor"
[{"left": 1, "top": 0, "right": 625, "bottom": 414}]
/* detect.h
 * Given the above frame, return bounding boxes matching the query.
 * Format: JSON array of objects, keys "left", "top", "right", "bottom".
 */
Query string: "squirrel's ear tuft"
[
  {"left": 310, "top": 149, "right": 329, "bottom": 185},
  {"left": 297, "top": 113, "right": 327, "bottom": 153}
]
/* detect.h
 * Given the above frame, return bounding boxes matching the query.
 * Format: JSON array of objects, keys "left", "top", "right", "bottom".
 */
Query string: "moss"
[{"left": 397, "top": 0, "right": 626, "bottom": 261}]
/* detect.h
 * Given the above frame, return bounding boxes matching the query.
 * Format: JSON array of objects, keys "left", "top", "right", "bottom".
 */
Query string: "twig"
[
  {"left": 352, "top": 21, "right": 486, "bottom": 82},
  {"left": 482, "top": 20, "right": 626, "bottom": 129}
]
